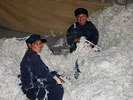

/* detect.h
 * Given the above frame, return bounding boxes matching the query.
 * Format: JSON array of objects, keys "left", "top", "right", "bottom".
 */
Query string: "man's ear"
[{"left": 28, "top": 43, "right": 32, "bottom": 48}]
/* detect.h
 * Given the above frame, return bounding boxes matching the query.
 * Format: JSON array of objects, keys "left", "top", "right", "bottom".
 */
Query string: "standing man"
[
  {"left": 67, "top": 8, "right": 99, "bottom": 53},
  {"left": 20, "top": 34, "right": 64, "bottom": 100}
]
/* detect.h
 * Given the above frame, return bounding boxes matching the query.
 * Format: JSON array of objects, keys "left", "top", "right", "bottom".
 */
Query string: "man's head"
[
  {"left": 74, "top": 8, "right": 88, "bottom": 25},
  {"left": 26, "top": 34, "right": 47, "bottom": 53}
]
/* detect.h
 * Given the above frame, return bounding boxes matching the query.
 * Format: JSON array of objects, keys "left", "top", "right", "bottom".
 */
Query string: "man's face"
[
  {"left": 76, "top": 13, "right": 87, "bottom": 25},
  {"left": 28, "top": 40, "right": 43, "bottom": 53}
]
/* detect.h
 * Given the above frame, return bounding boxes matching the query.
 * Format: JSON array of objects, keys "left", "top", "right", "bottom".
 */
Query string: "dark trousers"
[
  {"left": 47, "top": 84, "right": 64, "bottom": 100},
  {"left": 22, "top": 84, "right": 64, "bottom": 100}
]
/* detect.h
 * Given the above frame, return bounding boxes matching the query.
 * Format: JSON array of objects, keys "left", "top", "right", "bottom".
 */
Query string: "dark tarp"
[{"left": 0, "top": 0, "right": 111, "bottom": 35}]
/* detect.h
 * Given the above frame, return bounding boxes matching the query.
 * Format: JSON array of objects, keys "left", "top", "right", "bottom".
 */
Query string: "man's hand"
[
  {"left": 74, "top": 38, "right": 80, "bottom": 43},
  {"left": 89, "top": 41, "right": 93, "bottom": 48},
  {"left": 57, "top": 76, "right": 65, "bottom": 84}
]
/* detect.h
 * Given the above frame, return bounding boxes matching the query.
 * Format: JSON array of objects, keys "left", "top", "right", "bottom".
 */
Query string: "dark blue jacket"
[
  {"left": 20, "top": 50, "right": 56, "bottom": 90},
  {"left": 67, "top": 21, "right": 99, "bottom": 52}
]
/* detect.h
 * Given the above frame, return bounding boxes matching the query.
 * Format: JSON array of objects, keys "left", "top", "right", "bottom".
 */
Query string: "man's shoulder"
[
  {"left": 86, "top": 21, "right": 93, "bottom": 25},
  {"left": 67, "top": 23, "right": 75, "bottom": 32},
  {"left": 86, "top": 21, "right": 96, "bottom": 28},
  {"left": 24, "top": 50, "right": 38, "bottom": 59},
  {"left": 69, "top": 23, "right": 75, "bottom": 28}
]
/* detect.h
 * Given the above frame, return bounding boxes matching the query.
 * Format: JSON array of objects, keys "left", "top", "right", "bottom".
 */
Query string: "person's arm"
[
  {"left": 67, "top": 25, "right": 76, "bottom": 46},
  {"left": 85, "top": 22, "right": 99, "bottom": 48},
  {"left": 33, "top": 54, "right": 56, "bottom": 86},
  {"left": 20, "top": 51, "right": 36, "bottom": 90},
  {"left": 90, "top": 22, "right": 99, "bottom": 45},
  {"left": 20, "top": 62, "right": 34, "bottom": 90}
]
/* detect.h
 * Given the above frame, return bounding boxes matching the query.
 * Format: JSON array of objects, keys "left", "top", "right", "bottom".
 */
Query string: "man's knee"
[
  {"left": 47, "top": 84, "right": 64, "bottom": 100},
  {"left": 58, "top": 84, "right": 64, "bottom": 93}
]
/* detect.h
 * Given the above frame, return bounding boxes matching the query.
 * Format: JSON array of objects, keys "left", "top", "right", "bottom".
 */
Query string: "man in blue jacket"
[
  {"left": 67, "top": 8, "right": 99, "bottom": 53},
  {"left": 20, "top": 34, "right": 64, "bottom": 100}
]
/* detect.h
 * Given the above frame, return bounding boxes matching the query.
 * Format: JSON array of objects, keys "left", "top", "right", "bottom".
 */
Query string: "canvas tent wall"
[{"left": 0, "top": 0, "right": 111, "bottom": 35}]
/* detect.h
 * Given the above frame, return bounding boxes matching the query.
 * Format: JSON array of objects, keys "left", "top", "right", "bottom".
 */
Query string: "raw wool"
[
  {"left": 0, "top": 4, "right": 133, "bottom": 100},
  {"left": 88, "top": 4, "right": 133, "bottom": 50},
  {"left": 0, "top": 38, "right": 28, "bottom": 100}
]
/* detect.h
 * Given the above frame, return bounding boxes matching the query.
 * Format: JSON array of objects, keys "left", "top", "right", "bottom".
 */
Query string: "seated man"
[
  {"left": 20, "top": 34, "right": 64, "bottom": 100},
  {"left": 66, "top": 8, "right": 99, "bottom": 53}
]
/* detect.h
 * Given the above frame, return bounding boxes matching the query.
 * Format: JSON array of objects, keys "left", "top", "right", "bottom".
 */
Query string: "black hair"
[{"left": 74, "top": 8, "right": 88, "bottom": 17}]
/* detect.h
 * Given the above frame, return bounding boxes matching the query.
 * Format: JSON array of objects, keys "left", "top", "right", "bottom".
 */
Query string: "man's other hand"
[{"left": 74, "top": 38, "right": 80, "bottom": 43}]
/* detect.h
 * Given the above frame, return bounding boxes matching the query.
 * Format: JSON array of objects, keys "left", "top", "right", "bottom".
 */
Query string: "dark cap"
[
  {"left": 25, "top": 34, "right": 47, "bottom": 44},
  {"left": 74, "top": 8, "right": 88, "bottom": 17}
]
